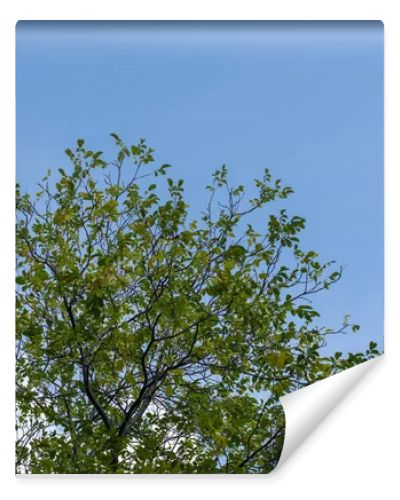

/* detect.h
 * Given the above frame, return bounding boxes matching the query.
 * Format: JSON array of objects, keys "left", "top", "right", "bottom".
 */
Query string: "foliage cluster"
[{"left": 16, "top": 135, "right": 377, "bottom": 473}]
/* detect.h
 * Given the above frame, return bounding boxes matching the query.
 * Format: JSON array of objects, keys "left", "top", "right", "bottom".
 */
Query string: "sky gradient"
[{"left": 16, "top": 21, "right": 384, "bottom": 354}]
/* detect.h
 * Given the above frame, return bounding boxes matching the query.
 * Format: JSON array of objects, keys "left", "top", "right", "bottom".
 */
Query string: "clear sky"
[{"left": 16, "top": 21, "right": 384, "bottom": 355}]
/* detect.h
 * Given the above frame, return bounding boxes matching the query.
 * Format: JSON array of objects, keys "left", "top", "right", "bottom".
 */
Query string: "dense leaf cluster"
[{"left": 16, "top": 135, "right": 376, "bottom": 473}]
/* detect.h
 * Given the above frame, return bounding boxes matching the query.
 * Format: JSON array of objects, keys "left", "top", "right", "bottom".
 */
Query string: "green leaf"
[{"left": 110, "top": 132, "right": 121, "bottom": 141}]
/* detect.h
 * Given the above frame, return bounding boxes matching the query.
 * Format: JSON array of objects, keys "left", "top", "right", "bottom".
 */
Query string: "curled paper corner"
[{"left": 275, "top": 355, "right": 383, "bottom": 471}]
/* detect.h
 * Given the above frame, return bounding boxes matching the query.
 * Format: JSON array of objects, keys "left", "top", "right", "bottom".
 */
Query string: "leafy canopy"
[{"left": 15, "top": 135, "right": 377, "bottom": 474}]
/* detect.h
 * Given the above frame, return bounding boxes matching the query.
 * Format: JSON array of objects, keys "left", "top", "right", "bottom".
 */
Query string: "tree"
[{"left": 15, "top": 135, "right": 378, "bottom": 474}]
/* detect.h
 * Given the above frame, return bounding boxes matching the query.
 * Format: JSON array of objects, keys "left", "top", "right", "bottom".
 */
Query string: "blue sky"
[{"left": 16, "top": 21, "right": 383, "bottom": 355}]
